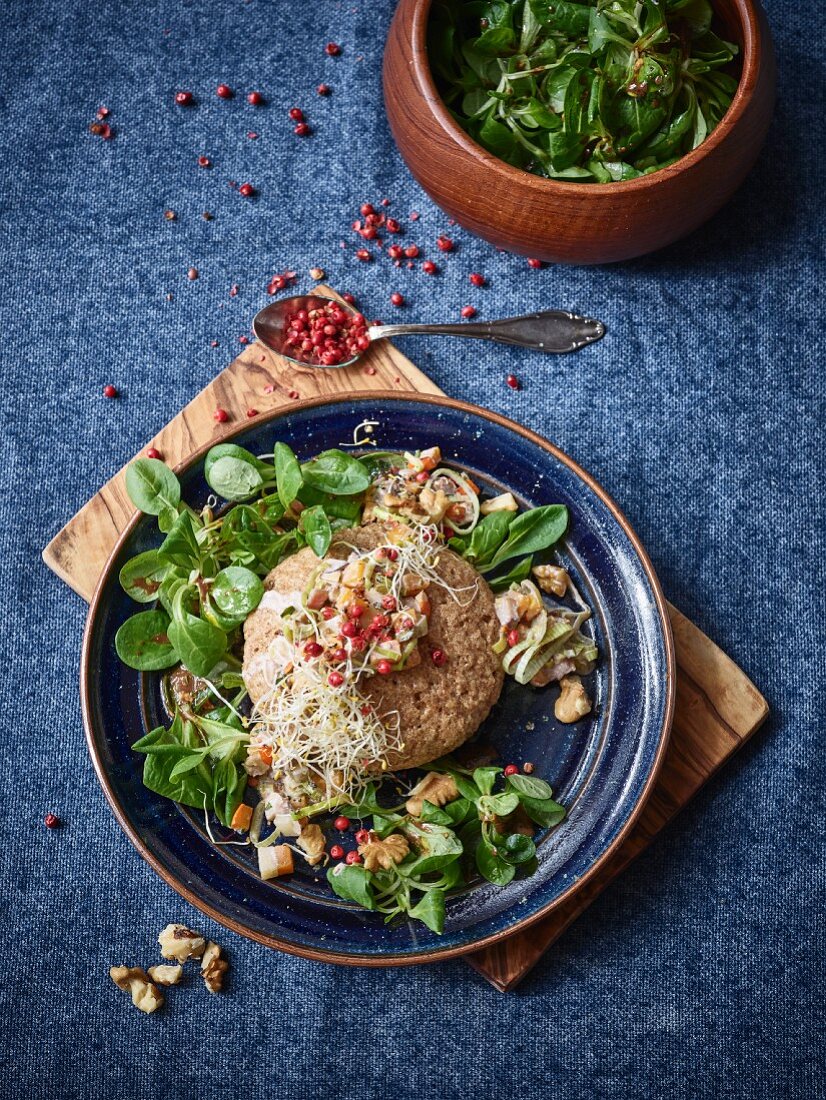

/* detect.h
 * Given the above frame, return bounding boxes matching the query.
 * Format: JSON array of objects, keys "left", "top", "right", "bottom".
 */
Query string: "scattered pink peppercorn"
[
  {"left": 404, "top": 245, "right": 420, "bottom": 258},
  {"left": 239, "top": 182, "right": 255, "bottom": 197},
  {"left": 213, "top": 407, "right": 229, "bottom": 422},
  {"left": 503, "top": 764, "right": 519, "bottom": 777},
  {"left": 334, "top": 816, "right": 351, "bottom": 832},
  {"left": 321, "top": 607, "right": 336, "bottom": 621},
  {"left": 247, "top": 90, "right": 264, "bottom": 105},
  {"left": 304, "top": 641, "right": 324, "bottom": 658},
  {"left": 431, "top": 648, "right": 447, "bottom": 667},
  {"left": 355, "top": 829, "right": 370, "bottom": 845},
  {"left": 44, "top": 813, "right": 60, "bottom": 829},
  {"left": 507, "top": 629, "right": 520, "bottom": 647},
  {"left": 325, "top": 42, "right": 341, "bottom": 55},
  {"left": 103, "top": 384, "right": 117, "bottom": 398},
  {"left": 385, "top": 218, "right": 401, "bottom": 234},
  {"left": 437, "top": 235, "right": 454, "bottom": 252},
  {"left": 329, "top": 844, "right": 345, "bottom": 860},
  {"left": 289, "top": 107, "right": 304, "bottom": 121},
  {"left": 247, "top": 131, "right": 258, "bottom": 139},
  {"left": 294, "top": 122, "right": 311, "bottom": 136},
  {"left": 381, "top": 198, "right": 390, "bottom": 206},
  {"left": 345, "top": 850, "right": 362, "bottom": 864},
  {"left": 355, "top": 248, "right": 372, "bottom": 262},
  {"left": 461, "top": 305, "right": 477, "bottom": 319},
  {"left": 89, "top": 122, "right": 113, "bottom": 139},
  {"left": 386, "top": 548, "right": 399, "bottom": 561},
  {"left": 376, "top": 659, "right": 394, "bottom": 675},
  {"left": 216, "top": 83, "right": 233, "bottom": 99},
  {"left": 96, "top": 106, "right": 110, "bottom": 120},
  {"left": 506, "top": 374, "right": 520, "bottom": 390},
  {"left": 246, "top": 408, "right": 258, "bottom": 419},
  {"left": 197, "top": 155, "right": 211, "bottom": 168},
  {"left": 239, "top": 335, "right": 249, "bottom": 344},
  {"left": 390, "top": 292, "right": 404, "bottom": 307},
  {"left": 163, "top": 209, "right": 176, "bottom": 221},
  {"left": 527, "top": 257, "right": 543, "bottom": 269},
  {"left": 410, "top": 211, "right": 420, "bottom": 220},
  {"left": 317, "top": 83, "right": 331, "bottom": 96},
  {"left": 288, "top": 389, "right": 300, "bottom": 399},
  {"left": 387, "top": 244, "right": 404, "bottom": 260},
  {"left": 146, "top": 447, "right": 162, "bottom": 459},
  {"left": 187, "top": 267, "right": 198, "bottom": 280},
  {"left": 422, "top": 260, "right": 437, "bottom": 275},
  {"left": 469, "top": 272, "right": 485, "bottom": 286},
  {"left": 328, "top": 670, "right": 345, "bottom": 688},
  {"left": 175, "top": 90, "right": 193, "bottom": 106},
  {"left": 342, "top": 292, "right": 356, "bottom": 305}
]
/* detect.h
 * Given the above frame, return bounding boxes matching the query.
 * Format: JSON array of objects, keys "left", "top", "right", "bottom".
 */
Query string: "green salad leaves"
[
  {"left": 326, "top": 763, "right": 565, "bottom": 932},
  {"left": 429, "top": 0, "right": 739, "bottom": 181}
]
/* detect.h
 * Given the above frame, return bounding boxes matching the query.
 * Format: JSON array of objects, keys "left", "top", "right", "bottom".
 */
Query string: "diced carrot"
[
  {"left": 230, "top": 803, "right": 253, "bottom": 832},
  {"left": 260, "top": 745, "right": 273, "bottom": 767}
]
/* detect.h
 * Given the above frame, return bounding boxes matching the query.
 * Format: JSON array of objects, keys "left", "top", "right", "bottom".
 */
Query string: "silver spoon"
[{"left": 253, "top": 294, "right": 605, "bottom": 369}]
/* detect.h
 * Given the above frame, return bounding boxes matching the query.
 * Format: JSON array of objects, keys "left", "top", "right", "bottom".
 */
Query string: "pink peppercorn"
[
  {"left": 216, "top": 84, "right": 233, "bottom": 99},
  {"left": 328, "top": 670, "right": 345, "bottom": 688},
  {"left": 289, "top": 107, "right": 304, "bottom": 121},
  {"left": 437, "top": 235, "right": 454, "bottom": 252},
  {"left": 431, "top": 648, "right": 447, "bottom": 667},
  {"left": 527, "top": 258, "right": 543, "bottom": 269},
  {"left": 404, "top": 245, "right": 420, "bottom": 258},
  {"left": 146, "top": 447, "right": 162, "bottom": 459},
  {"left": 461, "top": 306, "right": 476, "bottom": 319},
  {"left": 506, "top": 374, "right": 520, "bottom": 390},
  {"left": 355, "top": 829, "right": 370, "bottom": 845},
  {"left": 469, "top": 272, "right": 485, "bottom": 286},
  {"left": 329, "top": 844, "right": 345, "bottom": 860},
  {"left": 317, "top": 83, "right": 331, "bottom": 96},
  {"left": 355, "top": 249, "right": 372, "bottom": 262},
  {"left": 503, "top": 764, "right": 520, "bottom": 776},
  {"left": 247, "top": 90, "right": 264, "bottom": 105},
  {"left": 103, "top": 384, "right": 117, "bottom": 398},
  {"left": 197, "top": 155, "right": 211, "bottom": 168},
  {"left": 345, "top": 850, "right": 362, "bottom": 864},
  {"left": 294, "top": 122, "right": 311, "bottom": 136},
  {"left": 175, "top": 90, "right": 193, "bottom": 106},
  {"left": 325, "top": 42, "right": 341, "bottom": 56},
  {"left": 239, "top": 182, "right": 255, "bottom": 197},
  {"left": 246, "top": 408, "right": 258, "bottom": 418},
  {"left": 214, "top": 407, "right": 229, "bottom": 422},
  {"left": 44, "top": 813, "right": 60, "bottom": 829},
  {"left": 390, "top": 292, "right": 404, "bottom": 306},
  {"left": 334, "top": 816, "right": 351, "bottom": 832},
  {"left": 422, "top": 260, "right": 437, "bottom": 275}
]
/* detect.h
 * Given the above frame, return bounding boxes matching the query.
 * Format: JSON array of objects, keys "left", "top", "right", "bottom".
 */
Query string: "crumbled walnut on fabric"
[
  {"left": 147, "top": 964, "right": 182, "bottom": 986},
  {"left": 109, "top": 966, "right": 164, "bottom": 1014},
  {"left": 201, "top": 941, "right": 229, "bottom": 993},
  {"left": 157, "top": 923, "right": 206, "bottom": 963}
]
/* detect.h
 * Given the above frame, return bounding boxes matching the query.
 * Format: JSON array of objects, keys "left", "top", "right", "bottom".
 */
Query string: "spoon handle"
[{"left": 369, "top": 309, "right": 605, "bottom": 355}]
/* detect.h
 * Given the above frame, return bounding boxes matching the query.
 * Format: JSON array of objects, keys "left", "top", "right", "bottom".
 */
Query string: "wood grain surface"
[
  {"left": 383, "top": 0, "right": 776, "bottom": 263},
  {"left": 43, "top": 299, "right": 768, "bottom": 990}
]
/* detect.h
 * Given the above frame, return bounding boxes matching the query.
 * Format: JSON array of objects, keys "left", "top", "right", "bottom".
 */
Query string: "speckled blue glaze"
[{"left": 83, "top": 395, "right": 673, "bottom": 961}]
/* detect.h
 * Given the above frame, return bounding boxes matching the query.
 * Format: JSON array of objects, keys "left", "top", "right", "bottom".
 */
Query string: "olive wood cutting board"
[{"left": 42, "top": 286, "right": 768, "bottom": 991}]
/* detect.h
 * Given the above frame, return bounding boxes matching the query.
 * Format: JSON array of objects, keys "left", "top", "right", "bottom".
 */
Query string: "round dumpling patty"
[{"left": 242, "top": 524, "right": 504, "bottom": 770}]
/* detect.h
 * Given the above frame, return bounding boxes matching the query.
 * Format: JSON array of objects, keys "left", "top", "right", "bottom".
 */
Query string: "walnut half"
[
  {"left": 358, "top": 832, "right": 410, "bottom": 872},
  {"left": 201, "top": 941, "right": 229, "bottom": 993},
  {"left": 109, "top": 966, "right": 164, "bottom": 1014},
  {"left": 532, "top": 564, "right": 569, "bottom": 597},
  {"left": 158, "top": 923, "right": 207, "bottom": 964},
  {"left": 555, "top": 675, "right": 592, "bottom": 724},
  {"left": 405, "top": 772, "right": 459, "bottom": 818}
]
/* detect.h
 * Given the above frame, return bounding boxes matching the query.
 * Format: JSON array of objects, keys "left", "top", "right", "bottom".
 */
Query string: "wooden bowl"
[{"left": 383, "top": 0, "right": 776, "bottom": 264}]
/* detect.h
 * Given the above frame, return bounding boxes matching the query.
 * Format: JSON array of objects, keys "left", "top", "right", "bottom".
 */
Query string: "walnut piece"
[
  {"left": 147, "top": 964, "right": 183, "bottom": 986},
  {"left": 532, "top": 564, "right": 569, "bottom": 597},
  {"left": 157, "top": 923, "right": 206, "bottom": 963},
  {"left": 297, "top": 823, "right": 326, "bottom": 866},
  {"left": 109, "top": 966, "right": 164, "bottom": 1014},
  {"left": 358, "top": 832, "right": 410, "bottom": 872},
  {"left": 555, "top": 675, "right": 592, "bottom": 724},
  {"left": 201, "top": 941, "right": 229, "bottom": 993},
  {"left": 405, "top": 772, "right": 459, "bottom": 817}
]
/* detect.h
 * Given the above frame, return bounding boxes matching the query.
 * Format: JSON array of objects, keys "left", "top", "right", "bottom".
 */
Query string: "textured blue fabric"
[{"left": 0, "top": 0, "right": 823, "bottom": 1097}]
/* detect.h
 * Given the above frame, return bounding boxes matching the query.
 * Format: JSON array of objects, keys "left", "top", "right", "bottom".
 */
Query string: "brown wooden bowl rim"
[
  {"left": 398, "top": 0, "right": 765, "bottom": 196},
  {"left": 81, "top": 390, "right": 676, "bottom": 967}
]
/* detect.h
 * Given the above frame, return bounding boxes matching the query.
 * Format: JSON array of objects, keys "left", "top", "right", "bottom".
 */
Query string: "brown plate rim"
[{"left": 80, "top": 391, "right": 676, "bottom": 967}]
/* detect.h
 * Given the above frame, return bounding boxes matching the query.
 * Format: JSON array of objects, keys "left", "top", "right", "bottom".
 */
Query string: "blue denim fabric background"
[{"left": 0, "top": 0, "right": 823, "bottom": 1097}]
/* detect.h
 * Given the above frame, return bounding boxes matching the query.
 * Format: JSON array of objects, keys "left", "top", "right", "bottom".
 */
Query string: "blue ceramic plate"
[{"left": 81, "top": 394, "right": 674, "bottom": 965}]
